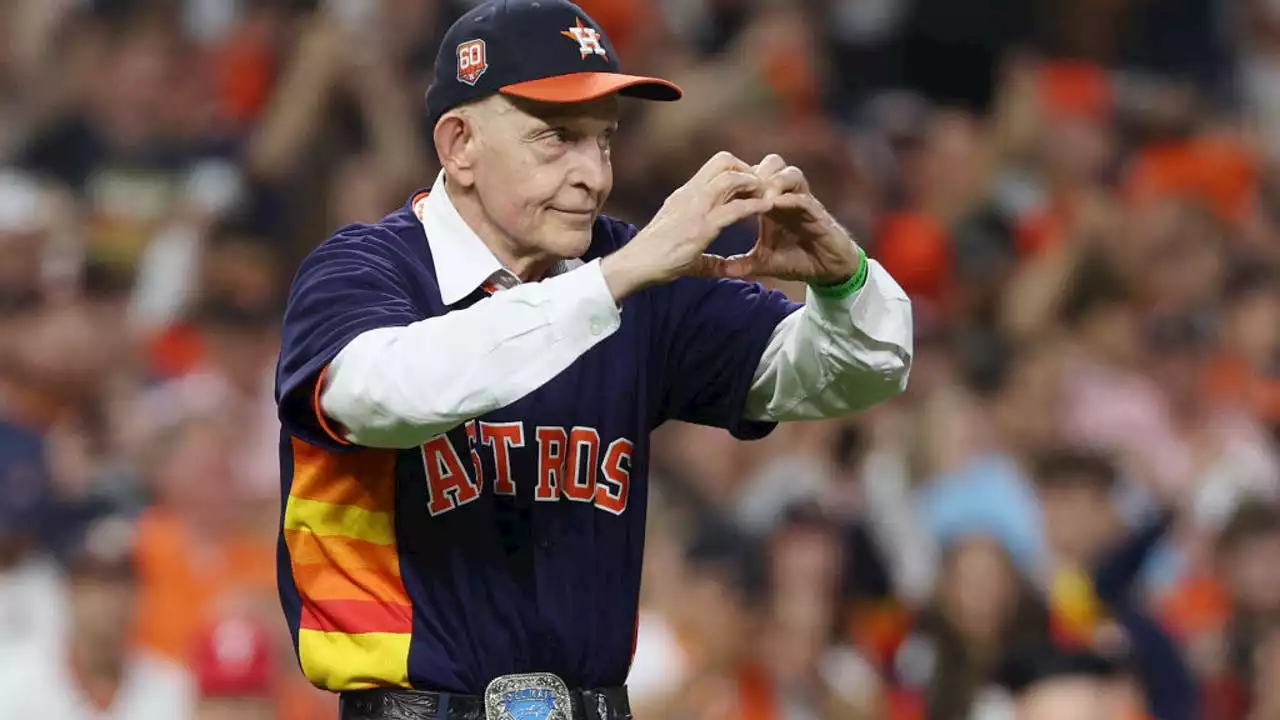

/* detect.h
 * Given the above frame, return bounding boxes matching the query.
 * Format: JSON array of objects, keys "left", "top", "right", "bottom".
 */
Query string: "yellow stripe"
[
  {"left": 297, "top": 629, "right": 412, "bottom": 691},
  {"left": 284, "top": 496, "right": 396, "bottom": 546}
]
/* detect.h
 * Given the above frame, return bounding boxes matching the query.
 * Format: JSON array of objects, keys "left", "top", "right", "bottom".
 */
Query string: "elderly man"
[{"left": 274, "top": 1, "right": 912, "bottom": 719}]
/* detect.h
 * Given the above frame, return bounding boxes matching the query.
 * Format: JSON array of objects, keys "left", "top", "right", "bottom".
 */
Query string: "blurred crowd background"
[{"left": 0, "top": 0, "right": 1278, "bottom": 718}]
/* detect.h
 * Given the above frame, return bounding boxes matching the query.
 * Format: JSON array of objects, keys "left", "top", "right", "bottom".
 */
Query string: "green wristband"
[{"left": 809, "top": 248, "right": 869, "bottom": 300}]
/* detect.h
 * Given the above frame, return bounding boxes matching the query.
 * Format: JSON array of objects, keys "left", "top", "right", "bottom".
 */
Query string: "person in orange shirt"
[{"left": 133, "top": 416, "right": 277, "bottom": 663}]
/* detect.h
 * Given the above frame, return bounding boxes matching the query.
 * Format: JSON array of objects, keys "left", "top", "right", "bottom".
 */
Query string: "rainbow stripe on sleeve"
[{"left": 283, "top": 437, "right": 413, "bottom": 691}]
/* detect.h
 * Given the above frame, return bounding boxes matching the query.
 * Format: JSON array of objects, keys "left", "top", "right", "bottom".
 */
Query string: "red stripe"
[{"left": 300, "top": 597, "right": 414, "bottom": 634}]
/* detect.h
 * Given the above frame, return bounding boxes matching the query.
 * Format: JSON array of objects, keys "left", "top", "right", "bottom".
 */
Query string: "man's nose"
[{"left": 569, "top": 145, "right": 610, "bottom": 195}]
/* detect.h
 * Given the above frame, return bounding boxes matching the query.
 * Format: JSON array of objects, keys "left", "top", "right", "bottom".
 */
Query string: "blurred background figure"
[
  {"left": 630, "top": 523, "right": 766, "bottom": 719},
  {"left": 0, "top": 0, "right": 1277, "bottom": 718},
  {"left": 0, "top": 504, "right": 192, "bottom": 719},
  {"left": 191, "top": 615, "right": 278, "bottom": 720},
  {"left": 886, "top": 534, "right": 1051, "bottom": 719},
  {"left": 995, "top": 646, "right": 1139, "bottom": 720}
]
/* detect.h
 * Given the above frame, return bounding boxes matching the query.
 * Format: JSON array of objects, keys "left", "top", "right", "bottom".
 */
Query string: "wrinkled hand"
[
  {"left": 602, "top": 152, "right": 771, "bottom": 298},
  {"left": 710, "top": 154, "right": 862, "bottom": 285}
]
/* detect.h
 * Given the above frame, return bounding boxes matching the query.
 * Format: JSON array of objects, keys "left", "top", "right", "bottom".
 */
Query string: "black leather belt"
[{"left": 339, "top": 685, "right": 632, "bottom": 720}]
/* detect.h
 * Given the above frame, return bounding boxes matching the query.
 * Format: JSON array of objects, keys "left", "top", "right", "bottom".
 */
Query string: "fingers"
[
  {"left": 752, "top": 154, "right": 809, "bottom": 197},
  {"left": 716, "top": 254, "right": 755, "bottom": 278},
  {"left": 687, "top": 253, "right": 755, "bottom": 279},
  {"left": 768, "top": 190, "right": 823, "bottom": 217},
  {"left": 686, "top": 254, "right": 729, "bottom": 278},
  {"left": 767, "top": 165, "right": 810, "bottom": 196},
  {"left": 708, "top": 196, "right": 773, "bottom": 230},
  {"left": 707, "top": 171, "right": 765, "bottom": 204},
  {"left": 694, "top": 151, "right": 751, "bottom": 183},
  {"left": 753, "top": 153, "right": 787, "bottom": 180}
]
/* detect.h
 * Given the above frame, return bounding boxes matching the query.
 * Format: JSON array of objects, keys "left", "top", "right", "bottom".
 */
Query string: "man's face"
[{"left": 467, "top": 95, "right": 619, "bottom": 260}]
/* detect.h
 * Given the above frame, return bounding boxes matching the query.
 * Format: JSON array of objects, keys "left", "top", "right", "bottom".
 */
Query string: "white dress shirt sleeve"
[
  {"left": 744, "top": 259, "right": 913, "bottom": 422},
  {"left": 319, "top": 259, "right": 620, "bottom": 448}
]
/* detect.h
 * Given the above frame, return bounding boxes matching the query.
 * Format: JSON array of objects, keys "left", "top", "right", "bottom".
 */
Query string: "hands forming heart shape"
[
  {"left": 609, "top": 152, "right": 863, "bottom": 297},
  {"left": 713, "top": 153, "right": 863, "bottom": 285}
]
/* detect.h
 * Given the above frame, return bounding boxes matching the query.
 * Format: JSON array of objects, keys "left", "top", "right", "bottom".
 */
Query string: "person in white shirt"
[{"left": 0, "top": 510, "right": 192, "bottom": 720}]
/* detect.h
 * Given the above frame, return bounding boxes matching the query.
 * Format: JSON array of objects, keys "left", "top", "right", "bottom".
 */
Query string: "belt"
[{"left": 339, "top": 685, "right": 631, "bottom": 720}]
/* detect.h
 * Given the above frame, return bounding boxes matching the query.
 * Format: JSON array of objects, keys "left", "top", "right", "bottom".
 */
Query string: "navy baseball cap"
[{"left": 426, "top": 0, "right": 682, "bottom": 129}]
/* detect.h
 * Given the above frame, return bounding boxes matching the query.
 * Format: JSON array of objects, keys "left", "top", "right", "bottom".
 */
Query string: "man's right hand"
[{"left": 601, "top": 152, "right": 770, "bottom": 300}]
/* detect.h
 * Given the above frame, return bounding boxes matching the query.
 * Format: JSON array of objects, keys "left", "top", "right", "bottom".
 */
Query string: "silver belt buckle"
[{"left": 483, "top": 672, "right": 573, "bottom": 720}]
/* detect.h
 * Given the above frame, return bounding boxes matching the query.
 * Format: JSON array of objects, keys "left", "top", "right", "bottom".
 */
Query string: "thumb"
[
  {"left": 685, "top": 253, "right": 731, "bottom": 278},
  {"left": 716, "top": 253, "right": 755, "bottom": 279},
  {"left": 685, "top": 253, "right": 755, "bottom": 279}
]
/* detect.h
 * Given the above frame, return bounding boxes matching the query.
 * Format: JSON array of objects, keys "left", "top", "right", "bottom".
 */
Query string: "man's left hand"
[{"left": 707, "top": 154, "right": 862, "bottom": 285}]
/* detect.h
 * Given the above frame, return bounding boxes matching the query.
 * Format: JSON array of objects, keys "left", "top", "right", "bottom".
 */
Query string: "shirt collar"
[
  {"left": 415, "top": 171, "right": 506, "bottom": 305},
  {"left": 414, "top": 172, "right": 588, "bottom": 305}
]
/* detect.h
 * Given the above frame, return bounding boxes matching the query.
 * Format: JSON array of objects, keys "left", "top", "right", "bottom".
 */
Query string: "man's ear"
[{"left": 434, "top": 111, "right": 477, "bottom": 188}]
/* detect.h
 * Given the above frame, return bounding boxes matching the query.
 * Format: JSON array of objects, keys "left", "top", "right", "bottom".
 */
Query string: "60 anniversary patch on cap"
[{"left": 426, "top": 0, "right": 682, "bottom": 129}]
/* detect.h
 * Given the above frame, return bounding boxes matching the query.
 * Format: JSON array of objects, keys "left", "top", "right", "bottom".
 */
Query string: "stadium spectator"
[
  {"left": 918, "top": 345, "right": 1064, "bottom": 575},
  {"left": 0, "top": 412, "right": 63, "bottom": 661},
  {"left": 1032, "top": 448, "right": 1123, "bottom": 646},
  {"left": 888, "top": 535, "right": 1052, "bottom": 719},
  {"left": 0, "top": 504, "right": 192, "bottom": 718},
  {"left": 994, "top": 646, "right": 1142, "bottom": 720},
  {"left": 132, "top": 417, "right": 276, "bottom": 665},
  {"left": 191, "top": 615, "right": 278, "bottom": 720}
]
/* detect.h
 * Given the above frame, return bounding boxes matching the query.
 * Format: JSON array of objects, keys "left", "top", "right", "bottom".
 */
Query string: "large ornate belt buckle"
[{"left": 483, "top": 672, "right": 573, "bottom": 720}]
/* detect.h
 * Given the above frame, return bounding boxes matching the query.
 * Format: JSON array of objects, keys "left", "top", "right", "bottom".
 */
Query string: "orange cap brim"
[{"left": 500, "top": 71, "right": 682, "bottom": 104}]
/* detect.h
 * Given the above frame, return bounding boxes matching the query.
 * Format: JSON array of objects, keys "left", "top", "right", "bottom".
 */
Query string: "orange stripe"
[
  {"left": 286, "top": 529, "right": 405, "bottom": 604},
  {"left": 312, "top": 365, "right": 353, "bottom": 446},
  {"left": 301, "top": 598, "right": 413, "bottom": 634},
  {"left": 292, "top": 561, "right": 406, "bottom": 604},
  {"left": 289, "top": 437, "right": 397, "bottom": 511}
]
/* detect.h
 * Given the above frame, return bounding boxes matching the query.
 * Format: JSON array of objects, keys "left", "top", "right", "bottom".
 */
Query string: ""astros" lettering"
[{"left": 421, "top": 421, "right": 633, "bottom": 517}]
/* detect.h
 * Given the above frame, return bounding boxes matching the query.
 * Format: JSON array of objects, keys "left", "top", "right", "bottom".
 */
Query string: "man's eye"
[{"left": 547, "top": 127, "right": 572, "bottom": 143}]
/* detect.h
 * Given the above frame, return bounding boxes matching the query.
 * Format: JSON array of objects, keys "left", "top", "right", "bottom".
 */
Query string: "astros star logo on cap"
[{"left": 561, "top": 17, "right": 607, "bottom": 60}]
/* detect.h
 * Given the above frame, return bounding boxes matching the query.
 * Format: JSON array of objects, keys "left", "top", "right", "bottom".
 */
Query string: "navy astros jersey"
[{"left": 274, "top": 191, "right": 799, "bottom": 694}]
